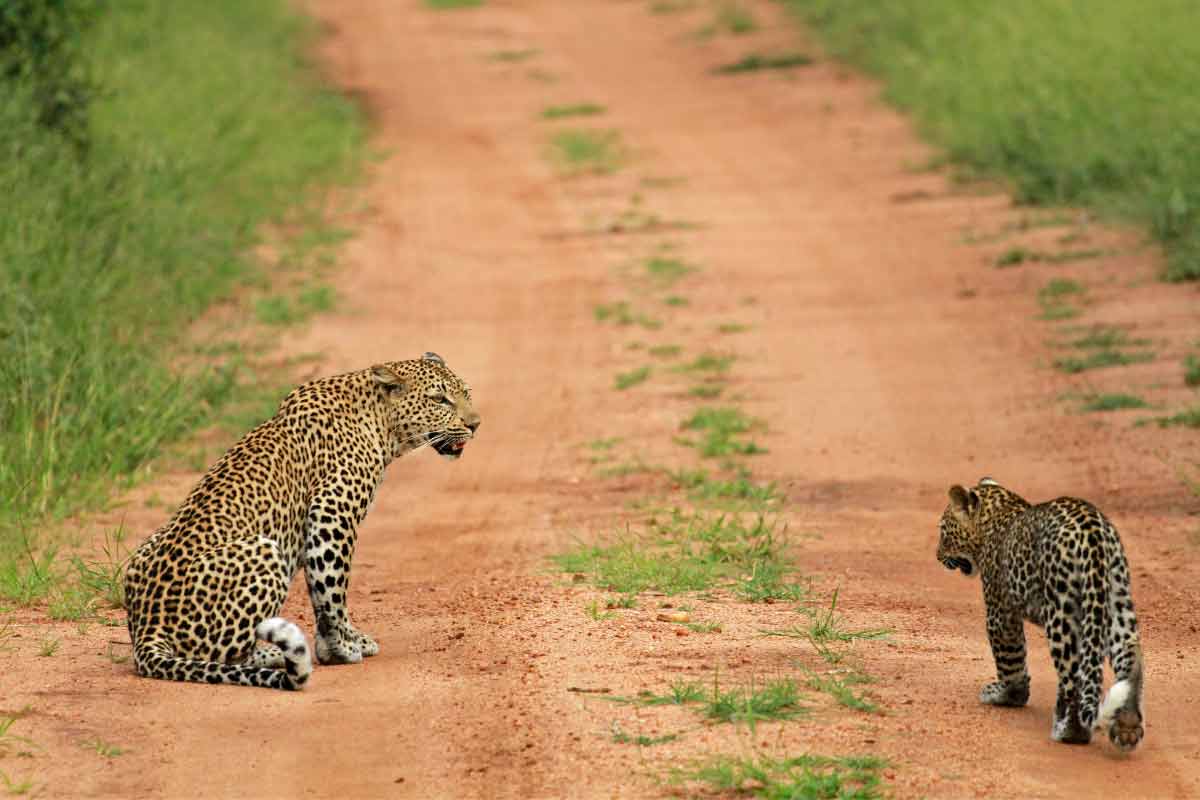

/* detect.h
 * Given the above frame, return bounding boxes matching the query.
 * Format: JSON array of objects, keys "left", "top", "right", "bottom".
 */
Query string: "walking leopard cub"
[
  {"left": 937, "top": 478, "right": 1143, "bottom": 752},
  {"left": 123, "top": 353, "right": 480, "bottom": 690}
]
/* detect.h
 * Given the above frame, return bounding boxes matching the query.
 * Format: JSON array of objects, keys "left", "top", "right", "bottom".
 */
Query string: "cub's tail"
[{"left": 1096, "top": 634, "right": 1144, "bottom": 753}]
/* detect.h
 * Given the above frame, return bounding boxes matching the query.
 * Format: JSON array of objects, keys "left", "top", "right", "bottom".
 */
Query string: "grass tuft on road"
[
  {"left": 541, "top": 103, "right": 606, "bottom": 120},
  {"left": 548, "top": 129, "right": 627, "bottom": 176},
  {"left": 671, "top": 753, "right": 887, "bottom": 799}
]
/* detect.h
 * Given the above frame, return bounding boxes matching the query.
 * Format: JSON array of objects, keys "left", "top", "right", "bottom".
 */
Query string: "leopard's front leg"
[
  {"left": 979, "top": 606, "right": 1030, "bottom": 707},
  {"left": 303, "top": 492, "right": 380, "bottom": 665}
]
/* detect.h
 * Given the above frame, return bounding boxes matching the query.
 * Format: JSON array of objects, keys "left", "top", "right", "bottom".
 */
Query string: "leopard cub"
[{"left": 937, "top": 478, "right": 1143, "bottom": 752}]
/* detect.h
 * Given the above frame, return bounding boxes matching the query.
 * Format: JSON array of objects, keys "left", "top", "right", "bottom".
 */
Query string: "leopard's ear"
[
  {"left": 370, "top": 364, "right": 407, "bottom": 392},
  {"left": 978, "top": 476, "right": 999, "bottom": 487},
  {"left": 421, "top": 351, "right": 446, "bottom": 366},
  {"left": 948, "top": 485, "right": 978, "bottom": 515}
]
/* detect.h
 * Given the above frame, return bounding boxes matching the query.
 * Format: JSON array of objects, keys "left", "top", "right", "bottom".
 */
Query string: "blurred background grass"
[
  {"left": 783, "top": 0, "right": 1200, "bottom": 282},
  {"left": 0, "top": 0, "right": 363, "bottom": 564}
]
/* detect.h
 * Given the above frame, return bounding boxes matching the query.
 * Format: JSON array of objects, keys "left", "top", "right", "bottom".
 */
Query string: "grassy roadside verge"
[
  {"left": 0, "top": 2, "right": 363, "bottom": 591},
  {"left": 781, "top": 0, "right": 1200, "bottom": 282}
]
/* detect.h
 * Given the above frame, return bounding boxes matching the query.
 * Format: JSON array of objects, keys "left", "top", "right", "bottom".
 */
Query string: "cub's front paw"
[{"left": 979, "top": 678, "right": 1030, "bottom": 707}]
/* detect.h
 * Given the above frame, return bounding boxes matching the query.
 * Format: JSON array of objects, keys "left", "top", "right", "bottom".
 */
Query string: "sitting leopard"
[
  {"left": 937, "top": 478, "right": 1143, "bottom": 752},
  {"left": 123, "top": 353, "right": 480, "bottom": 690}
]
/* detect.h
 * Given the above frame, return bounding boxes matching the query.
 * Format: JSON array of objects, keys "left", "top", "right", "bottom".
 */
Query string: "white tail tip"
[{"left": 1097, "top": 680, "right": 1132, "bottom": 729}]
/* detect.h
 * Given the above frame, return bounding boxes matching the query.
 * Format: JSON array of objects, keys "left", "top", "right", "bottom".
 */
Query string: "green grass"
[
  {"left": 765, "top": 589, "right": 891, "bottom": 663},
  {"left": 784, "top": 0, "right": 1200, "bottom": 282},
  {"left": 486, "top": 49, "right": 539, "bottom": 62},
  {"left": 425, "top": 0, "right": 482, "bottom": 8},
  {"left": 553, "top": 511, "right": 793, "bottom": 596},
  {"left": 585, "top": 600, "right": 616, "bottom": 621},
  {"left": 611, "top": 726, "right": 678, "bottom": 747},
  {"left": 1080, "top": 393, "right": 1149, "bottom": 412},
  {"left": 681, "top": 407, "right": 767, "bottom": 458},
  {"left": 254, "top": 283, "right": 336, "bottom": 325},
  {"left": 1068, "top": 325, "right": 1149, "bottom": 350},
  {"left": 689, "top": 384, "right": 724, "bottom": 399},
  {"left": 650, "top": 0, "right": 696, "bottom": 12},
  {"left": 645, "top": 256, "right": 697, "bottom": 285},
  {"left": 671, "top": 753, "right": 887, "bottom": 799},
  {"left": 717, "top": 322, "right": 749, "bottom": 334},
  {"left": 704, "top": 677, "right": 806, "bottom": 726},
  {"left": 615, "top": 366, "right": 653, "bottom": 390},
  {"left": 676, "top": 352, "right": 736, "bottom": 374},
  {"left": 803, "top": 669, "right": 878, "bottom": 713},
  {"left": 611, "top": 676, "right": 806, "bottom": 728},
  {"left": 541, "top": 103, "right": 606, "bottom": 120},
  {"left": 594, "top": 301, "right": 662, "bottom": 329},
  {"left": 81, "top": 739, "right": 124, "bottom": 758},
  {"left": 663, "top": 295, "right": 690, "bottom": 307},
  {"left": 714, "top": 2, "right": 758, "bottom": 34},
  {"left": 548, "top": 129, "right": 627, "bottom": 176},
  {"left": 1141, "top": 406, "right": 1200, "bottom": 429},
  {"left": 994, "top": 247, "right": 1109, "bottom": 268},
  {"left": 648, "top": 344, "right": 682, "bottom": 358},
  {"left": 608, "top": 679, "right": 707, "bottom": 707},
  {"left": 714, "top": 52, "right": 814, "bottom": 75},
  {"left": 1054, "top": 350, "right": 1155, "bottom": 374},
  {"left": 0, "top": 0, "right": 363, "bottom": 575},
  {"left": 1185, "top": 354, "right": 1200, "bottom": 386},
  {"left": 0, "top": 771, "right": 34, "bottom": 796},
  {"left": 670, "top": 468, "right": 781, "bottom": 508},
  {"left": 1036, "top": 278, "right": 1084, "bottom": 321}
]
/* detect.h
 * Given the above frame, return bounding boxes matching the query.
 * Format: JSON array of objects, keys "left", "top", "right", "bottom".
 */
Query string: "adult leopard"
[
  {"left": 123, "top": 353, "right": 480, "bottom": 690},
  {"left": 937, "top": 478, "right": 1143, "bottom": 752}
]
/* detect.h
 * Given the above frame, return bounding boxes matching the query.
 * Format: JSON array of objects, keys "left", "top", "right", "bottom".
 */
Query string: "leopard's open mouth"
[
  {"left": 941, "top": 557, "right": 974, "bottom": 577},
  {"left": 431, "top": 436, "right": 467, "bottom": 459}
]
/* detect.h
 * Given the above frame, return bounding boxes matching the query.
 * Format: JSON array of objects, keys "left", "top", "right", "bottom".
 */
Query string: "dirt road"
[{"left": 4, "top": 1, "right": 1199, "bottom": 797}]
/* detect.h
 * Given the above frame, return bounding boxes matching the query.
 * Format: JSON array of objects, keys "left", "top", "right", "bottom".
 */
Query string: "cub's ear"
[
  {"left": 421, "top": 351, "right": 446, "bottom": 366},
  {"left": 948, "top": 484, "right": 978, "bottom": 515},
  {"left": 978, "top": 476, "right": 999, "bottom": 487},
  {"left": 370, "top": 364, "right": 407, "bottom": 392}
]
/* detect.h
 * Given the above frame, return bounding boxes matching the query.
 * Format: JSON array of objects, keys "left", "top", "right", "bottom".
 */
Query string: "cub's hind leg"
[{"left": 1046, "top": 597, "right": 1091, "bottom": 744}]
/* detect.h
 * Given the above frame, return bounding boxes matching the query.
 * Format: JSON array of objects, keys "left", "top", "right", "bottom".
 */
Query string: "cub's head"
[
  {"left": 371, "top": 352, "right": 480, "bottom": 460},
  {"left": 938, "top": 483, "right": 984, "bottom": 577},
  {"left": 937, "top": 477, "right": 1027, "bottom": 577}
]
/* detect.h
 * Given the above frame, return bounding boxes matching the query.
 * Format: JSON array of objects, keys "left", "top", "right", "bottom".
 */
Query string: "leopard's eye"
[{"left": 438, "top": 396, "right": 454, "bottom": 407}]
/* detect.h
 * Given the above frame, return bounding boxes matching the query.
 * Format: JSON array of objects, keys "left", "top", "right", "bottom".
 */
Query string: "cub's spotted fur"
[
  {"left": 123, "top": 353, "right": 480, "bottom": 690},
  {"left": 937, "top": 478, "right": 1143, "bottom": 752}
]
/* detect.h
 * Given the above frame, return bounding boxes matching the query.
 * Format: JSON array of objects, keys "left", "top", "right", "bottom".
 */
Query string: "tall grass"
[
  {"left": 783, "top": 0, "right": 1200, "bottom": 282},
  {"left": 0, "top": 1, "right": 363, "bottom": 556}
]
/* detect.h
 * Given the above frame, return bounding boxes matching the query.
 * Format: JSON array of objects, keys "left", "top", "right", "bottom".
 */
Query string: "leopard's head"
[
  {"left": 937, "top": 477, "right": 1028, "bottom": 578},
  {"left": 371, "top": 352, "right": 480, "bottom": 460}
]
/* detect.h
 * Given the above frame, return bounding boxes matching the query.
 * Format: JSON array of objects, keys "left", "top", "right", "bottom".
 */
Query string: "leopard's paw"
[
  {"left": 316, "top": 630, "right": 363, "bottom": 665},
  {"left": 979, "top": 678, "right": 1030, "bottom": 707}
]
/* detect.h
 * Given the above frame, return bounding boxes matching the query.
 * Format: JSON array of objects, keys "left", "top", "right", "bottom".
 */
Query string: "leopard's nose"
[{"left": 465, "top": 416, "right": 481, "bottom": 435}]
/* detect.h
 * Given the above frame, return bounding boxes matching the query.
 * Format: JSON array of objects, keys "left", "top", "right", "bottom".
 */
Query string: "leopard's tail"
[
  {"left": 1094, "top": 524, "right": 1144, "bottom": 753},
  {"left": 132, "top": 617, "right": 312, "bottom": 691},
  {"left": 1096, "top": 633, "right": 1144, "bottom": 752}
]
